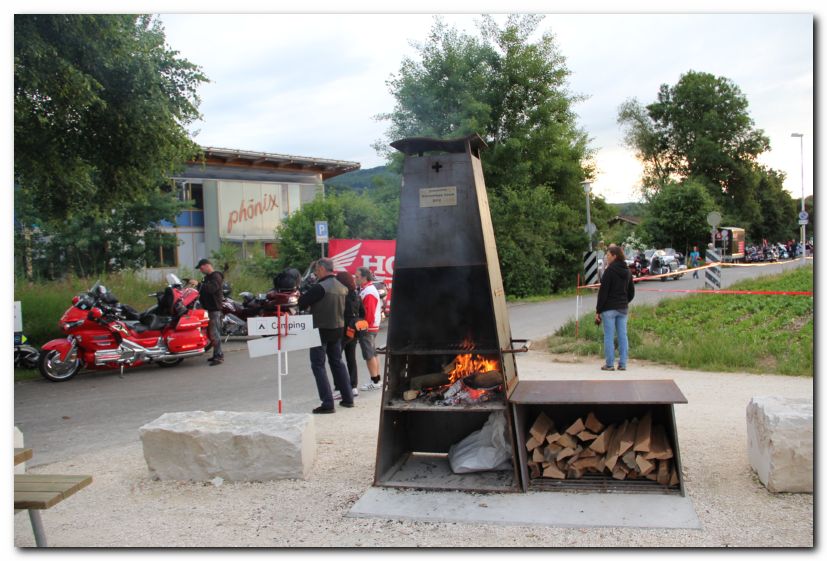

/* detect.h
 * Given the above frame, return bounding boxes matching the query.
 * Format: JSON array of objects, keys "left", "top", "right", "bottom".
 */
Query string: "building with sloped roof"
[{"left": 145, "top": 147, "right": 359, "bottom": 280}]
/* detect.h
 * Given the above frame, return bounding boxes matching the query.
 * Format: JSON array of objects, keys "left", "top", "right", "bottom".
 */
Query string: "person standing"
[
  {"left": 689, "top": 245, "right": 701, "bottom": 279},
  {"left": 197, "top": 258, "right": 225, "bottom": 366},
  {"left": 298, "top": 259, "right": 354, "bottom": 414},
  {"left": 335, "top": 271, "right": 364, "bottom": 399},
  {"left": 355, "top": 267, "right": 382, "bottom": 391},
  {"left": 595, "top": 245, "right": 635, "bottom": 371}
]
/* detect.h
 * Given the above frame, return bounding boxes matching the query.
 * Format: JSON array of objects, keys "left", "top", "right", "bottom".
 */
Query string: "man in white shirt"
[{"left": 355, "top": 267, "right": 382, "bottom": 390}]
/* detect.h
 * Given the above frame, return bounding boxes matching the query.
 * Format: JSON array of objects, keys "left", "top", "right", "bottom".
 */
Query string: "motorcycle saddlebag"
[
  {"left": 166, "top": 329, "right": 206, "bottom": 353},
  {"left": 176, "top": 309, "right": 209, "bottom": 330}
]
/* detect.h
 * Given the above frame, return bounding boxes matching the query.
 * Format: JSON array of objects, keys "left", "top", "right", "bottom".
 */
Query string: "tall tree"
[
  {"left": 377, "top": 15, "right": 593, "bottom": 295},
  {"left": 14, "top": 14, "right": 207, "bottom": 277},
  {"left": 15, "top": 14, "right": 207, "bottom": 220},
  {"left": 618, "top": 71, "right": 772, "bottom": 225}
]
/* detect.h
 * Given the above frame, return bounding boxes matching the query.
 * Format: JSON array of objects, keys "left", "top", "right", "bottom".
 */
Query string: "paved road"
[{"left": 14, "top": 259, "right": 808, "bottom": 467}]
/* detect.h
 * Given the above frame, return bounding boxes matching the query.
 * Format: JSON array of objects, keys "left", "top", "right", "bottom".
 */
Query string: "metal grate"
[{"left": 529, "top": 474, "right": 681, "bottom": 495}]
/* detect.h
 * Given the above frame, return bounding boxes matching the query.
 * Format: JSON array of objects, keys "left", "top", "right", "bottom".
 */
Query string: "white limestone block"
[
  {"left": 139, "top": 411, "right": 316, "bottom": 481},
  {"left": 746, "top": 397, "right": 812, "bottom": 493}
]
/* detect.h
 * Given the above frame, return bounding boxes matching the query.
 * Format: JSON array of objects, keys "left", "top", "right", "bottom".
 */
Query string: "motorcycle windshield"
[{"left": 167, "top": 273, "right": 182, "bottom": 287}]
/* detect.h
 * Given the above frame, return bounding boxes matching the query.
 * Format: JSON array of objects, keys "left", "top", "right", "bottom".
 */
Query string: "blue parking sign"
[{"left": 315, "top": 221, "right": 329, "bottom": 243}]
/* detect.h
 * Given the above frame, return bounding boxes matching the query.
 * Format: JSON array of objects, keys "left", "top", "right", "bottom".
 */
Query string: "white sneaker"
[
  {"left": 360, "top": 381, "right": 382, "bottom": 391},
  {"left": 332, "top": 390, "right": 342, "bottom": 401},
  {"left": 351, "top": 388, "right": 359, "bottom": 397}
]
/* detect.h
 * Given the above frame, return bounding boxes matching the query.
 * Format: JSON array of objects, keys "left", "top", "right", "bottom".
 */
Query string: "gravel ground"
[{"left": 13, "top": 352, "right": 813, "bottom": 548}]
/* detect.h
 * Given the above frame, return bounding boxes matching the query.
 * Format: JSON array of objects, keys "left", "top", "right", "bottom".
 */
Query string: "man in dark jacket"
[
  {"left": 298, "top": 258, "right": 354, "bottom": 414},
  {"left": 197, "top": 258, "right": 225, "bottom": 365},
  {"left": 595, "top": 246, "right": 635, "bottom": 371}
]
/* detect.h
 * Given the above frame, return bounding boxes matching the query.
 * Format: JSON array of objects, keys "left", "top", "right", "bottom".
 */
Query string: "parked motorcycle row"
[
  {"left": 626, "top": 248, "right": 687, "bottom": 282},
  {"left": 27, "top": 266, "right": 380, "bottom": 382}
]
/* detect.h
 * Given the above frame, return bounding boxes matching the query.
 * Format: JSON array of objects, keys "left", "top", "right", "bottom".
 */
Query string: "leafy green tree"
[
  {"left": 618, "top": 72, "right": 772, "bottom": 216},
  {"left": 14, "top": 15, "right": 207, "bottom": 278},
  {"left": 377, "top": 15, "right": 593, "bottom": 295},
  {"left": 15, "top": 14, "right": 207, "bottom": 220},
  {"left": 751, "top": 167, "right": 798, "bottom": 243},
  {"left": 642, "top": 179, "right": 717, "bottom": 254}
]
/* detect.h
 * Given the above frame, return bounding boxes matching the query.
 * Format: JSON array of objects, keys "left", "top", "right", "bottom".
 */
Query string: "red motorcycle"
[{"left": 38, "top": 281, "right": 209, "bottom": 382}]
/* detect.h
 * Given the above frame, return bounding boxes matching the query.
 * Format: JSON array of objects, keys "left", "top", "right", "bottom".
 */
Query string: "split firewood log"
[
  {"left": 556, "top": 433, "right": 578, "bottom": 449},
  {"left": 525, "top": 435, "right": 542, "bottom": 452},
  {"left": 669, "top": 465, "right": 680, "bottom": 486},
  {"left": 577, "top": 430, "right": 598, "bottom": 442},
  {"left": 657, "top": 459, "right": 671, "bottom": 485},
  {"left": 403, "top": 390, "right": 420, "bottom": 401},
  {"left": 565, "top": 417, "right": 586, "bottom": 435},
  {"left": 556, "top": 447, "right": 576, "bottom": 462},
  {"left": 571, "top": 456, "right": 600, "bottom": 471},
  {"left": 621, "top": 449, "right": 637, "bottom": 470},
  {"left": 635, "top": 455, "right": 655, "bottom": 476},
  {"left": 589, "top": 424, "right": 615, "bottom": 455},
  {"left": 585, "top": 412, "right": 605, "bottom": 433},
  {"left": 611, "top": 464, "right": 628, "bottom": 480},
  {"left": 545, "top": 431, "right": 562, "bottom": 445},
  {"left": 543, "top": 463, "right": 566, "bottom": 479},
  {"left": 633, "top": 412, "right": 652, "bottom": 452},
  {"left": 529, "top": 412, "right": 554, "bottom": 442},
  {"left": 604, "top": 420, "right": 627, "bottom": 471},
  {"left": 618, "top": 418, "right": 638, "bottom": 455},
  {"left": 528, "top": 461, "right": 541, "bottom": 479},
  {"left": 643, "top": 424, "right": 674, "bottom": 460},
  {"left": 532, "top": 446, "right": 544, "bottom": 463}
]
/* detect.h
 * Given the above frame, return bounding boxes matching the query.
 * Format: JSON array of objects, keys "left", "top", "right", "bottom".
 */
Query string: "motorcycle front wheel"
[{"left": 38, "top": 349, "right": 81, "bottom": 382}]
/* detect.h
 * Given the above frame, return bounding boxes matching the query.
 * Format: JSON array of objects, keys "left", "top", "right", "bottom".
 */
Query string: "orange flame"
[{"left": 448, "top": 353, "right": 500, "bottom": 385}]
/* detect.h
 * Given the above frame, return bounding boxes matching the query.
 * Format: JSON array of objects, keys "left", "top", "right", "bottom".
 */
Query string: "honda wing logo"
[{"left": 332, "top": 242, "right": 362, "bottom": 270}]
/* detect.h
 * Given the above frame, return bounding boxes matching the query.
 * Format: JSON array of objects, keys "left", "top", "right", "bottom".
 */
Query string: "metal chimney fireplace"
[{"left": 372, "top": 134, "right": 526, "bottom": 492}]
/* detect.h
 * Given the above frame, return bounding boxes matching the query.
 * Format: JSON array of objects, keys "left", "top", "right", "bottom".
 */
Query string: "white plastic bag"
[{"left": 448, "top": 411, "right": 513, "bottom": 474}]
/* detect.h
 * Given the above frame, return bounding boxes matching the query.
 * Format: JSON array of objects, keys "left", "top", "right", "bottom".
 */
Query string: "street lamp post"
[
  {"left": 582, "top": 181, "right": 593, "bottom": 251},
  {"left": 791, "top": 133, "right": 806, "bottom": 263}
]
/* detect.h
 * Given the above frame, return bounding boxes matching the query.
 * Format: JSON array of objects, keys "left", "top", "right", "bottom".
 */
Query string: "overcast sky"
[{"left": 154, "top": 9, "right": 814, "bottom": 204}]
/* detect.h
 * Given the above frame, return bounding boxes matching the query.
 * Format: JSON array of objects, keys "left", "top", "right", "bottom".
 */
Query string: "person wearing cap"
[{"left": 197, "top": 258, "right": 225, "bottom": 365}]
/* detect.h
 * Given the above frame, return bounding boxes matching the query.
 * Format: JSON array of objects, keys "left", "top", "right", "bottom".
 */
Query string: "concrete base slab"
[{"left": 348, "top": 487, "right": 701, "bottom": 529}]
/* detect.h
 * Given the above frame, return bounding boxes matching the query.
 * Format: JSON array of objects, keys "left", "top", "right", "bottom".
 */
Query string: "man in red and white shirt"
[{"left": 355, "top": 267, "right": 382, "bottom": 390}]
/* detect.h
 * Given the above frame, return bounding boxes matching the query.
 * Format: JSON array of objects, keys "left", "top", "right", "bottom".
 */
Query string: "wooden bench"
[{"left": 13, "top": 448, "right": 92, "bottom": 547}]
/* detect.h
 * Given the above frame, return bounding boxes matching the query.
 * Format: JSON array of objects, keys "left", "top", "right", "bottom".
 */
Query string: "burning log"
[
  {"left": 525, "top": 411, "right": 679, "bottom": 486},
  {"left": 410, "top": 372, "right": 450, "bottom": 391}
]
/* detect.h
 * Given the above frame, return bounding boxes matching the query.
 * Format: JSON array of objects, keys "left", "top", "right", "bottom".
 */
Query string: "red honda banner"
[{"left": 329, "top": 239, "right": 396, "bottom": 286}]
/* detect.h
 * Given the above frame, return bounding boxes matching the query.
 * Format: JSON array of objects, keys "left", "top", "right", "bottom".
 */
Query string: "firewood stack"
[{"left": 525, "top": 411, "right": 679, "bottom": 486}]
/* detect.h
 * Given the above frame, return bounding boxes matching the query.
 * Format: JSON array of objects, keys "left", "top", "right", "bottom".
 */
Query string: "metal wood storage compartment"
[
  {"left": 510, "top": 379, "right": 688, "bottom": 495},
  {"left": 372, "top": 134, "right": 523, "bottom": 493}
]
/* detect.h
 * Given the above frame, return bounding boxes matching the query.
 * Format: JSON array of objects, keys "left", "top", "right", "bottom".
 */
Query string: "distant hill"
[
  {"left": 326, "top": 166, "right": 400, "bottom": 193},
  {"left": 614, "top": 201, "right": 647, "bottom": 218}
]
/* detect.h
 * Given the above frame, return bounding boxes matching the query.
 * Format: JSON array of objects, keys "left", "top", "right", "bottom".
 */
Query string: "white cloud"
[{"left": 154, "top": 11, "right": 814, "bottom": 203}]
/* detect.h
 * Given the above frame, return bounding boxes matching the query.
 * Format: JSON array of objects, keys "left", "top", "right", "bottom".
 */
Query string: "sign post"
[
  {"left": 247, "top": 314, "right": 319, "bottom": 415},
  {"left": 315, "top": 221, "right": 329, "bottom": 258}
]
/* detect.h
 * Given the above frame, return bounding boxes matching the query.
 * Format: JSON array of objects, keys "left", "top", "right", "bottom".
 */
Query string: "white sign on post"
[
  {"left": 246, "top": 314, "right": 320, "bottom": 416},
  {"left": 246, "top": 315, "right": 319, "bottom": 357}
]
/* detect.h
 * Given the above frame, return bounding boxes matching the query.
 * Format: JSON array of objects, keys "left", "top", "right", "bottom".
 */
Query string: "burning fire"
[{"left": 447, "top": 353, "right": 500, "bottom": 384}]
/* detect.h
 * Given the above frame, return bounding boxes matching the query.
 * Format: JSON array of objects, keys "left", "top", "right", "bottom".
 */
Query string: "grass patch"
[{"left": 548, "top": 265, "right": 813, "bottom": 376}]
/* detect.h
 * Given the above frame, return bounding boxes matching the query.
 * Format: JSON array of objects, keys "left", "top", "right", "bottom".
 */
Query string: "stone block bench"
[
  {"left": 746, "top": 396, "right": 812, "bottom": 493},
  {"left": 139, "top": 411, "right": 316, "bottom": 481}
]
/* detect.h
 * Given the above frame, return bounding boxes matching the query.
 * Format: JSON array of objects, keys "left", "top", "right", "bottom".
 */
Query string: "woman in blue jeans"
[{"left": 595, "top": 245, "right": 635, "bottom": 371}]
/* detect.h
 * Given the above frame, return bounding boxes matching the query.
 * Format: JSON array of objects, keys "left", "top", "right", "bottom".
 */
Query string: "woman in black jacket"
[
  {"left": 336, "top": 271, "right": 364, "bottom": 397},
  {"left": 595, "top": 246, "right": 635, "bottom": 371}
]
